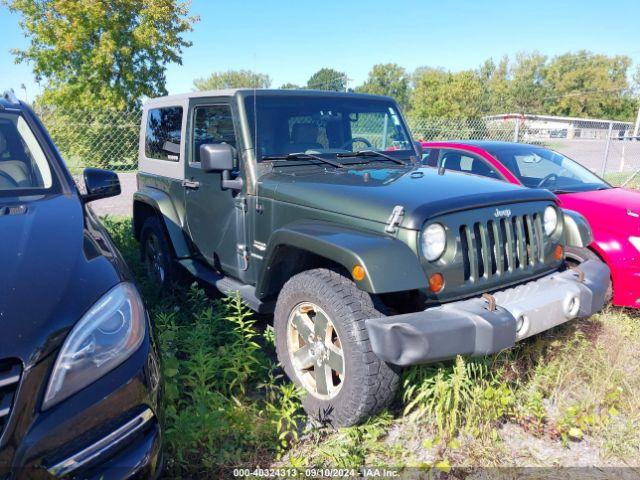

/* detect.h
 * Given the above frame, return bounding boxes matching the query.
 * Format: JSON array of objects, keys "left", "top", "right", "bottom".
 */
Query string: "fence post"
[
  {"left": 513, "top": 116, "right": 521, "bottom": 142},
  {"left": 601, "top": 122, "right": 613, "bottom": 177}
]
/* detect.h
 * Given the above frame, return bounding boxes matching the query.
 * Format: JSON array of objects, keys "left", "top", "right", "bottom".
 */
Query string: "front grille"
[
  {"left": 0, "top": 359, "right": 21, "bottom": 438},
  {"left": 460, "top": 213, "right": 545, "bottom": 282}
]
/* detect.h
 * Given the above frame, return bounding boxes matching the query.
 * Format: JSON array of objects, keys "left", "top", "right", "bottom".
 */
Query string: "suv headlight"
[
  {"left": 543, "top": 206, "right": 558, "bottom": 236},
  {"left": 421, "top": 223, "right": 447, "bottom": 261},
  {"left": 630, "top": 236, "right": 640, "bottom": 252},
  {"left": 43, "top": 282, "right": 146, "bottom": 410}
]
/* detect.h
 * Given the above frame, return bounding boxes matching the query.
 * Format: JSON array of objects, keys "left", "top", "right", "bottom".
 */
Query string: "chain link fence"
[{"left": 36, "top": 107, "right": 640, "bottom": 188}]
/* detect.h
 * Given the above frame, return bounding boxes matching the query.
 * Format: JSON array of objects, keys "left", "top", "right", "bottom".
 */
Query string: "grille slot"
[
  {"left": 461, "top": 213, "right": 546, "bottom": 282},
  {"left": 0, "top": 359, "right": 21, "bottom": 438}
]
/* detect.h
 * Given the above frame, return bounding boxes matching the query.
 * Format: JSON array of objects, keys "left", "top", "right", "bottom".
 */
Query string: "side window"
[
  {"left": 145, "top": 107, "right": 183, "bottom": 161},
  {"left": 192, "top": 105, "right": 237, "bottom": 163},
  {"left": 439, "top": 149, "right": 502, "bottom": 180}
]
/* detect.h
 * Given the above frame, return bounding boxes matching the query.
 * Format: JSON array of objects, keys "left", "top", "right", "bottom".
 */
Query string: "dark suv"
[{"left": 0, "top": 92, "right": 161, "bottom": 478}]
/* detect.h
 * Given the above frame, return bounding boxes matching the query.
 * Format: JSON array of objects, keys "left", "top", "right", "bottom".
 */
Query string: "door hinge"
[
  {"left": 237, "top": 245, "right": 249, "bottom": 271},
  {"left": 385, "top": 205, "right": 405, "bottom": 234},
  {"left": 181, "top": 179, "right": 200, "bottom": 190},
  {"left": 235, "top": 196, "right": 247, "bottom": 213}
]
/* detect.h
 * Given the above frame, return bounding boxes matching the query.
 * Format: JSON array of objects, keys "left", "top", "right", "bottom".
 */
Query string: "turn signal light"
[
  {"left": 352, "top": 265, "right": 366, "bottom": 282},
  {"left": 428, "top": 273, "right": 445, "bottom": 293},
  {"left": 554, "top": 245, "right": 564, "bottom": 261}
]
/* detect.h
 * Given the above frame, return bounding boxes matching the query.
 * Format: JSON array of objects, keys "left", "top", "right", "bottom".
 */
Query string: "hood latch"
[{"left": 385, "top": 205, "right": 405, "bottom": 234}]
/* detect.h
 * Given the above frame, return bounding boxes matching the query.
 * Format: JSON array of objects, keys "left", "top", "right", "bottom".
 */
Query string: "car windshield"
[
  {"left": 244, "top": 94, "right": 414, "bottom": 162},
  {"left": 0, "top": 112, "right": 56, "bottom": 194},
  {"left": 488, "top": 145, "right": 610, "bottom": 193}
]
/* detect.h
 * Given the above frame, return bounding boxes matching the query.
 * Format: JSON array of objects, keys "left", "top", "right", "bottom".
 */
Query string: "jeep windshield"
[
  {"left": 244, "top": 94, "right": 415, "bottom": 163},
  {"left": 0, "top": 112, "right": 58, "bottom": 195}
]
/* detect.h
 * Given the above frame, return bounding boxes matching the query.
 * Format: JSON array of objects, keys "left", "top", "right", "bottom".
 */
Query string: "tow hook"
[
  {"left": 569, "top": 266, "right": 585, "bottom": 282},
  {"left": 482, "top": 293, "right": 497, "bottom": 312}
]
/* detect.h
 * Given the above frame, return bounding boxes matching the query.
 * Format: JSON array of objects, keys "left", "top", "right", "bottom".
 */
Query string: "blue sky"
[{"left": 1, "top": 0, "right": 639, "bottom": 101}]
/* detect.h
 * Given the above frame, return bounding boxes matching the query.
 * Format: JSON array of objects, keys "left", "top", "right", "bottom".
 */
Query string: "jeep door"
[{"left": 184, "top": 99, "right": 246, "bottom": 277}]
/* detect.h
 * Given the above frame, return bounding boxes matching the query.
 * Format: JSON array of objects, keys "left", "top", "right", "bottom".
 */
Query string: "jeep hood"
[{"left": 259, "top": 165, "right": 557, "bottom": 229}]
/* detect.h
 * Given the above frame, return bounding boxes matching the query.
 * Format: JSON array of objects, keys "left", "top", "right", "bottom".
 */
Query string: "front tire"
[
  {"left": 140, "top": 216, "right": 176, "bottom": 290},
  {"left": 565, "top": 246, "right": 613, "bottom": 303},
  {"left": 274, "top": 268, "right": 399, "bottom": 427}
]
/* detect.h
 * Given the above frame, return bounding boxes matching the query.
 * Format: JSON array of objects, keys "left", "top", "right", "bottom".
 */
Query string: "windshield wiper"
[
  {"left": 336, "top": 150, "right": 406, "bottom": 165},
  {"left": 262, "top": 152, "right": 344, "bottom": 168}
]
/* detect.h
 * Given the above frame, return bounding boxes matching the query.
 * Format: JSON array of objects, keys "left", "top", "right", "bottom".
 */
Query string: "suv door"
[{"left": 184, "top": 101, "right": 246, "bottom": 276}]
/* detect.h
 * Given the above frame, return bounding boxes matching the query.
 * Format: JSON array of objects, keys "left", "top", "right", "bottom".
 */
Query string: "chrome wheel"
[
  {"left": 287, "top": 302, "right": 345, "bottom": 399},
  {"left": 144, "top": 233, "right": 165, "bottom": 284}
]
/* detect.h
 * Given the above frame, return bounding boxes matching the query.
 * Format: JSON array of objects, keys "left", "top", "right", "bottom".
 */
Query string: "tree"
[
  {"left": 6, "top": 0, "right": 197, "bottom": 109},
  {"left": 193, "top": 69, "right": 272, "bottom": 90},
  {"left": 280, "top": 82, "right": 302, "bottom": 90},
  {"left": 411, "top": 67, "right": 484, "bottom": 119},
  {"left": 357, "top": 63, "right": 410, "bottom": 109},
  {"left": 306, "top": 68, "right": 348, "bottom": 91},
  {"left": 543, "top": 51, "right": 634, "bottom": 120}
]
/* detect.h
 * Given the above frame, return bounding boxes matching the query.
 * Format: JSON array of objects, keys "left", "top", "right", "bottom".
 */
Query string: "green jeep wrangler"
[{"left": 133, "top": 89, "right": 609, "bottom": 426}]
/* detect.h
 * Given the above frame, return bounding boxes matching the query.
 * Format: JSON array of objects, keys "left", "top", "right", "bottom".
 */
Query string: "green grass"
[{"left": 104, "top": 216, "right": 640, "bottom": 475}]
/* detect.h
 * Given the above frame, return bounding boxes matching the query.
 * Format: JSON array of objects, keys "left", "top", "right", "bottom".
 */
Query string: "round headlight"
[
  {"left": 422, "top": 223, "right": 447, "bottom": 261},
  {"left": 543, "top": 206, "right": 558, "bottom": 236}
]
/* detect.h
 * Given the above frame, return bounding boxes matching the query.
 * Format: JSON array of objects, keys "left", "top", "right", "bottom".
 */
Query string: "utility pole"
[{"left": 634, "top": 102, "right": 640, "bottom": 138}]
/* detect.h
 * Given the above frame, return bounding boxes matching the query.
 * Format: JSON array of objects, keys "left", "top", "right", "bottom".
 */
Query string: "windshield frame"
[
  {"left": 488, "top": 145, "right": 612, "bottom": 193},
  {"left": 0, "top": 106, "right": 65, "bottom": 198},
  {"left": 240, "top": 91, "right": 419, "bottom": 163}
]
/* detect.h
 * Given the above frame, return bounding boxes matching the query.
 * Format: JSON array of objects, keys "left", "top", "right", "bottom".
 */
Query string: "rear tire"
[
  {"left": 274, "top": 268, "right": 399, "bottom": 427},
  {"left": 565, "top": 246, "right": 612, "bottom": 303},
  {"left": 140, "top": 216, "right": 176, "bottom": 290}
]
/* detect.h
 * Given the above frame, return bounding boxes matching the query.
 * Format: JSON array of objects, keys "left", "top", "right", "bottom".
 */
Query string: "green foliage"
[
  {"left": 279, "top": 83, "right": 302, "bottom": 90},
  {"left": 6, "top": 0, "right": 197, "bottom": 109},
  {"left": 402, "top": 356, "right": 514, "bottom": 439},
  {"left": 410, "top": 50, "right": 638, "bottom": 121},
  {"left": 193, "top": 69, "right": 272, "bottom": 91},
  {"left": 357, "top": 63, "right": 411, "bottom": 110},
  {"left": 103, "top": 217, "right": 303, "bottom": 476},
  {"left": 306, "top": 68, "right": 348, "bottom": 91}
]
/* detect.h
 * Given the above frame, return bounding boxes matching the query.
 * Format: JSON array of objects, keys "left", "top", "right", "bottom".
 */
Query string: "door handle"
[{"left": 182, "top": 179, "right": 200, "bottom": 190}]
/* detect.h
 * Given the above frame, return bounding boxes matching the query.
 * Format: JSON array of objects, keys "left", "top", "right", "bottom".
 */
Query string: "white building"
[{"left": 484, "top": 113, "right": 633, "bottom": 140}]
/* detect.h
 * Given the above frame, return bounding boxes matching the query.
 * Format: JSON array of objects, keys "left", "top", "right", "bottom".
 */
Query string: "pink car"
[{"left": 421, "top": 141, "right": 640, "bottom": 309}]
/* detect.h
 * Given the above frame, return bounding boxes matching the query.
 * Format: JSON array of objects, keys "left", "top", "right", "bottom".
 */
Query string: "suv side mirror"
[
  {"left": 200, "top": 143, "right": 234, "bottom": 172},
  {"left": 83, "top": 168, "right": 121, "bottom": 202}
]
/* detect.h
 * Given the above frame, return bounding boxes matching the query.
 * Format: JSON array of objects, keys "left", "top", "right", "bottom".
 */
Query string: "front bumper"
[
  {"left": 366, "top": 260, "right": 610, "bottom": 366},
  {"left": 0, "top": 328, "right": 162, "bottom": 479}
]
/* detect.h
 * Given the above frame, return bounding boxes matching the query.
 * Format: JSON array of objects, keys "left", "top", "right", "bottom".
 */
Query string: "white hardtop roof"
[{"left": 143, "top": 88, "right": 392, "bottom": 108}]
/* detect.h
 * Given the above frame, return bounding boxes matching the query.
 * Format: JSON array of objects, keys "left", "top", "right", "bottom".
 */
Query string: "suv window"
[
  {"left": 244, "top": 95, "right": 413, "bottom": 159},
  {"left": 439, "top": 149, "right": 502, "bottom": 180},
  {"left": 145, "top": 107, "right": 183, "bottom": 161},
  {"left": 0, "top": 113, "right": 55, "bottom": 193},
  {"left": 192, "top": 105, "right": 237, "bottom": 163}
]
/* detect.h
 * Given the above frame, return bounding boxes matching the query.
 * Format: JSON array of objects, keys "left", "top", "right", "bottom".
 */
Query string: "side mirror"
[
  {"left": 82, "top": 168, "right": 121, "bottom": 202},
  {"left": 199, "top": 143, "right": 243, "bottom": 190},
  {"left": 200, "top": 143, "right": 234, "bottom": 172}
]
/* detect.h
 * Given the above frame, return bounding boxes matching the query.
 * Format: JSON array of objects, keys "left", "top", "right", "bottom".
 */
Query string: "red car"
[{"left": 421, "top": 141, "right": 640, "bottom": 309}]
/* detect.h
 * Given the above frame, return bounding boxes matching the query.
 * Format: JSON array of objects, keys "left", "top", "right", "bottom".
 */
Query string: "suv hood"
[
  {"left": 0, "top": 194, "right": 125, "bottom": 364},
  {"left": 260, "top": 165, "right": 557, "bottom": 229}
]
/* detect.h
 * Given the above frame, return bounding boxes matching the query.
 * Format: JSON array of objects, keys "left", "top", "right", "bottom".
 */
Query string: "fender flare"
[
  {"left": 256, "top": 221, "right": 427, "bottom": 296},
  {"left": 562, "top": 209, "right": 593, "bottom": 248},
  {"left": 133, "top": 187, "right": 191, "bottom": 258}
]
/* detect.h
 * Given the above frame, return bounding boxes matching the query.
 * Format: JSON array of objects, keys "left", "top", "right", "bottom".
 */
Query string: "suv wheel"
[
  {"left": 140, "top": 216, "right": 175, "bottom": 289},
  {"left": 565, "top": 246, "right": 612, "bottom": 303},
  {"left": 274, "top": 268, "right": 399, "bottom": 427}
]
